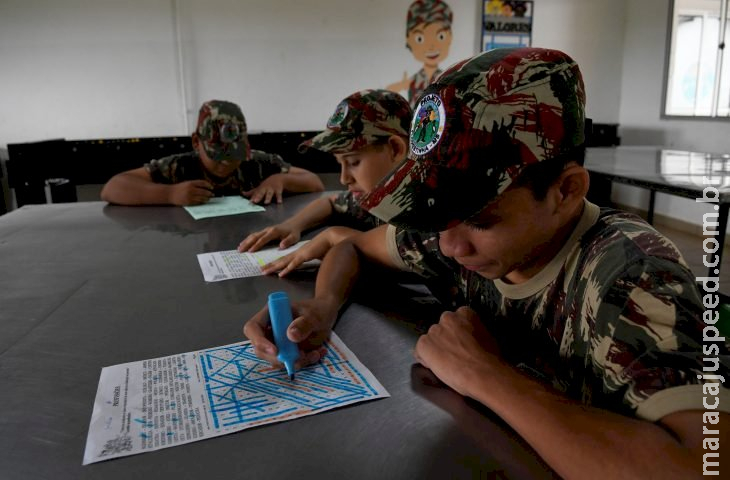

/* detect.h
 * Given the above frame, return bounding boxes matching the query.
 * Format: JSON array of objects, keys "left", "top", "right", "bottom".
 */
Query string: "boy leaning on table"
[
  {"left": 244, "top": 47, "right": 730, "bottom": 478},
  {"left": 100, "top": 100, "right": 324, "bottom": 206},
  {"left": 237, "top": 89, "right": 412, "bottom": 277}
]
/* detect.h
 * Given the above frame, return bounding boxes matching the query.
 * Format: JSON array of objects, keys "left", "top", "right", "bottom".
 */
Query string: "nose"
[
  {"left": 339, "top": 166, "right": 353, "bottom": 186},
  {"left": 439, "top": 225, "right": 474, "bottom": 258}
]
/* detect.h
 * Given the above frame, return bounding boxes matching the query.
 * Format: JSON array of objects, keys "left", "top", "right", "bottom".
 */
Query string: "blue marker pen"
[{"left": 267, "top": 291, "right": 300, "bottom": 380}]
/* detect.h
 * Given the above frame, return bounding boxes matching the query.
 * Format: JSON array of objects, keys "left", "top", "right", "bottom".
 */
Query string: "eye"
[
  {"left": 347, "top": 158, "right": 361, "bottom": 168},
  {"left": 415, "top": 34, "right": 424, "bottom": 44},
  {"left": 464, "top": 213, "right": 497, "bottom": 231},
  {"left": 466, "top": 223, "right": 491, "bottom": 232},
  {"left": 438, "top": 32, "right": 446, "bottom": 41}
]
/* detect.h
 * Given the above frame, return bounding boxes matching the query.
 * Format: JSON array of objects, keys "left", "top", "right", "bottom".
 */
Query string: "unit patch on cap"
[
  {"left": 327, "top": 101, "right": 349, "bottom": 128},
  {"left": 410, "top": 93, "right": 445, "bottom": 156}
]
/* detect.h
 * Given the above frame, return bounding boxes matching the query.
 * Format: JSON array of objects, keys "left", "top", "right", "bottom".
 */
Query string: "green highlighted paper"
[{"left": 184, "top": 196, "right": 265, "bottom": 220}]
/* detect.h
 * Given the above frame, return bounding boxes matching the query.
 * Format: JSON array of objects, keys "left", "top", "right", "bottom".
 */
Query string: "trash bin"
[
  {"left": 14, "top": 181, "right": 47, "bottom": 207},
  {"left": 45, "top": 178, "right": 77, "bottom": 203}
]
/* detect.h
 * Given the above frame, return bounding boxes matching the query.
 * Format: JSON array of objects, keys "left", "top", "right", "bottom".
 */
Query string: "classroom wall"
[
  {"left": 2, "top": 0, "right": 726, "bottom": 231},
  {"left": 615, "top": 0, "right": 730, "bottom": 232},
  {"left": 0, "top": 0, "right": 184, "bottom": 142},
  {"left": 0, "top": 0, "right": 626, "bottom": 147}
]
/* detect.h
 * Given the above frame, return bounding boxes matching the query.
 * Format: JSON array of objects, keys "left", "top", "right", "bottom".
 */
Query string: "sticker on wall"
[
  {"left": 482, "top": 0, "right": 533, "bottom": 51},
  {"left": 386, "top": 0, "right": 453, "bottom": 108}
]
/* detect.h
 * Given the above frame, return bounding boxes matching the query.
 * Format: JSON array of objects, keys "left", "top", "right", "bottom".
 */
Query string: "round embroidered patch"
[
  {"left": 327, "top": 101, "right": 349, "bottom": 128},
  {"left": 410, "top": 94, "right": 445, "bottom": 156}
]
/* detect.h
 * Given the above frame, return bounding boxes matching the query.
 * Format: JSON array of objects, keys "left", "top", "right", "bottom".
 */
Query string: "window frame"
[{"left": 662, "top": 0, "right": 729, "bottom": 120}]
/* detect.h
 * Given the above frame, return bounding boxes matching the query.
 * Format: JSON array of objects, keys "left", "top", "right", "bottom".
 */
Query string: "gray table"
[
  {"left": 0, "top": 193, "right": 556, "bottom": 479},
  {"left": 585, "top": 146, "right": 730, "bottom": 279}
]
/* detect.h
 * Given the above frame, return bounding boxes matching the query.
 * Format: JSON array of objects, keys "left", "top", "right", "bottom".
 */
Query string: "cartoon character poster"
[
  {"left": 482, "top": 0, "right": 533, "bottom": 51},
  {"left": 386, "top": 0, "right": 453, "bottom": 108}
]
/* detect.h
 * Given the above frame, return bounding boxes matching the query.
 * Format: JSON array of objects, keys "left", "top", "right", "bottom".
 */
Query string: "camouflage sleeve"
[
  {"left": 145, "top": 154, "right": 181, "bottom": 184},
  {"left": 235, "top": 150, "right": 292, "bottom": 190},
  {"left": 252, "top": 150, "right": 291, "bottom": 176},
  {"left": 330, "top": 191, "right": 384, "bottom": 230},
  {"left": 386, "top": 226, "right": 454, "bottom": 278},
  {"left": 589, "top": 256, "right": 730, "bottom": 420}
]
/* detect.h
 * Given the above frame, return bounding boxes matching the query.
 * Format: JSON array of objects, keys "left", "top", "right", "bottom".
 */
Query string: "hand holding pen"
[
  {"left": 243, "top": 293, "right": 334, "bottom": 375},
  {"left": 169, "top": 180, "right": 214, "bottom": 206}
]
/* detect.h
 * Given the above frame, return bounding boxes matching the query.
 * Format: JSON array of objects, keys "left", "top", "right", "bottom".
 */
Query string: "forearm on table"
[
  {"left": 470, "top": 360, "right": 700, "bottom": 479},
  {"left": 278, "top": 168, "right": 325, "bottom": 192},
  {"left": 322, "top": 226, "right": 362, "bottom": 246},
  {"left": 313, "top": 241, "right": 363, "bottom": 311},
  {"left": 282, "top": 196, "right": 335, "bottom": 233},
  {"left": 100, "top": 174, "right": 172, "bottom": 205}
]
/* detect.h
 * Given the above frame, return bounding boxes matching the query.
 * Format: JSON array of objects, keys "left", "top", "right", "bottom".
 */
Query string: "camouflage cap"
[
  {"left": 360, "top": 47, "right": 586, "bottom": 232},
  {"left": 406, "top": 0, "right": 453, "bottom": 34},
  {"left": 298, "top": 89, "right": 412, "bottom": 155},
  {"left": 196, "top": 100, "right": 249, "bottom": 163}
]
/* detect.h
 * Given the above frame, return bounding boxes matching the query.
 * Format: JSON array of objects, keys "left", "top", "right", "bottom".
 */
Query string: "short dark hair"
[{"left": 511, "top": 145, "right": 586, "bottom": 200}]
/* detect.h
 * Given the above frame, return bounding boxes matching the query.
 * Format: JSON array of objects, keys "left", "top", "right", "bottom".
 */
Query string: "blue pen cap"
[{"left": 267, "top": 291, "right": 300, "bottom": 378}]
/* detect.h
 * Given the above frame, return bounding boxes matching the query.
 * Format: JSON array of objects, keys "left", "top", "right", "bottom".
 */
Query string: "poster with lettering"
[{"left": 482, "top": 0, "right": 533, "bottom": 51}]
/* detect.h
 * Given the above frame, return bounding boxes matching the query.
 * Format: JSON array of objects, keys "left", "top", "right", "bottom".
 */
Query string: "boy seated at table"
[
  {"left": 100, "top": 99, "right": 324, "bottom": 206},
  {"left": 237, "top": 89, "right": 411, "bottom": 277},
  {"left": 244, "top": 48, "right": 730, "bottom": 478}
]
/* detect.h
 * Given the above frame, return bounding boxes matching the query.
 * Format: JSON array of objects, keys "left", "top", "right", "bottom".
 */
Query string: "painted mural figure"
[
  {"left": 386, "top": 0, "right": 453, "bottom": 108},
  {"left": 414, "top": 105, "right": 435, "bottom": 143}
]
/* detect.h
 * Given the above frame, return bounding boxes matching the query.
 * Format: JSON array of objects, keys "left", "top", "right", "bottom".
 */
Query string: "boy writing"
[
  {"left": 245, "top": 48, "right": 729, "bottom": 477},
  {"left": 101, "top": 100, "right": 323, "bottom": 206},
  {"left": 237, "top": 89, "right": 411, "bottom": 277}
]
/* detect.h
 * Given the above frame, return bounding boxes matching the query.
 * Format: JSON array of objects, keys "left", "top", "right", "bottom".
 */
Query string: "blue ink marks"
[
  {"left": 198, "top": 341, "right": 382, "bottom": 430},
  {"left": 134, "top": 418, "right": 154, "bottom": 428}
]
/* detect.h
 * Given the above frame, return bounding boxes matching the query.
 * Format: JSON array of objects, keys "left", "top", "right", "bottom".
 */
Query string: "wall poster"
[{"left": 482, "top": 0, "right": 533, "bottom": 51}]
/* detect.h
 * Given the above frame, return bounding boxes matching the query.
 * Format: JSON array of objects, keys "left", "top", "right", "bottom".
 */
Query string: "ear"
[
  {"left": 387, "top": 135, "right": 409, "bottom": 163},
  {"left": 191, "top": 132, "right": 200, "bottom": 150},
  {"left": 552, "top": 164, "right": 590, "bottom": 215}
]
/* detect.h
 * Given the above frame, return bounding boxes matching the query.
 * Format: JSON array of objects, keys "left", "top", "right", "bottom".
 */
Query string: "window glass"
[{"left": 665, "top": 0, "right": 729, "bottom": 118}]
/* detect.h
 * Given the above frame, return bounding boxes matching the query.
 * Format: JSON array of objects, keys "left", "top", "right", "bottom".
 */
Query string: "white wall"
[
  {"left": 0, "top": 0, "right": 628, "bottom": 147},
  {"left": 619, "top": 0, "right": 730, "bottom": 154},
  {"left": 531, "top": 0, "right": 627, "bottom": 124},
  {"left": 1, "top": 0, "right": 726, "bottom": 228},
  {"left": 0, "top": 0, "right": 482, "bottom": 144},
  {"left": 0, "top": 0, "right": 184, "bottom": 142},
  {"left": 615, "top": 0, "right": 730, "bottom": 230}
]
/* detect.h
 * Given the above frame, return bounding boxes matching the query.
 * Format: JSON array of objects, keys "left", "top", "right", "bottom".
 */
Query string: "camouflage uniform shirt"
[
  {"left": 145, "top": 150, "right": 290, "bottom": 197},
  {"left": 408, "top": 68, "right": 442, "bottom": 108},
  {"left": 330, "top": 191, "right": 385, "bottom": 231},
  {"left": 385, "top": 200, "right": 730, "bottom": 420}
]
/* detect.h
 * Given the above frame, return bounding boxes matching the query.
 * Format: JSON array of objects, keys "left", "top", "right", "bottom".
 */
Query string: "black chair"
[{"left": 584, "top": 119, "right": 620, "bottom": 207}]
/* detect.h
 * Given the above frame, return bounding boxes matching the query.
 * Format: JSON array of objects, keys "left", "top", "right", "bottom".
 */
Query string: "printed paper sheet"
[
  {"left": 183, "top": 196, "right": 265, "bottom": 220},
  {"left": 83, "top": 332, "right": 388, "bottom": 464},
  {"left": 197, "top": 241, "right": 319, "bottom": 281}
]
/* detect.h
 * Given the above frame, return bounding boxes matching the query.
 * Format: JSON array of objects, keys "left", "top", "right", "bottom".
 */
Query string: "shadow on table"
[
  {"left": 103, "top": 203, "right": 206, "bottom": 235},
  {"left": 410, "top": 365, "right": 559, "bottom": 479}
]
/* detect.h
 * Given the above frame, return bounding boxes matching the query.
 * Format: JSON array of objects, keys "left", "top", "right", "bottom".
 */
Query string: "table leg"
[{"left": 647, "top": 190, "right": 656, "bottom": 225}]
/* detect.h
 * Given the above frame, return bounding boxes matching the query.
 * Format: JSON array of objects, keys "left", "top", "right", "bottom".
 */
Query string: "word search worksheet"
[
  {"left": 83, "top": 332, "right": 388, "bottom": 464},
  {"left": 197, "top": 241, "right": 320, "bottom": 281}
]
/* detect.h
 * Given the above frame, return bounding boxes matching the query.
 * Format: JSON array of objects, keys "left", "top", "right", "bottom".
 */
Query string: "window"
[{"left": 664, "top": 0, "right": 729, "bottom": 117}]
